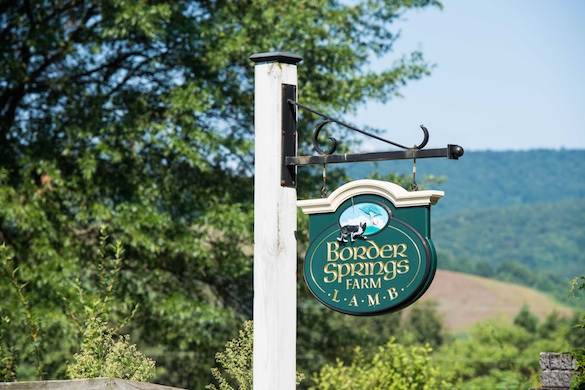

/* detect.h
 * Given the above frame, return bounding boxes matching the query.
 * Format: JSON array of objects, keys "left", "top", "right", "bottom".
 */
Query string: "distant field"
[{"left": 409, "top": 269, "right": 576, "bottom": 332}]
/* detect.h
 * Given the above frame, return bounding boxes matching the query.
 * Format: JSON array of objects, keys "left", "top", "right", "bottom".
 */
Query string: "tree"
[
  {"left": 206, "top": 320, "right": 305, "bottom": 390},
  {"left": 296, "top": 297, "right": 403, "bottom": 388},
  {"left": 513, "top": 304, "right": 539, "bottom": 334},
  {"left": 569, "top": 276, "right": 585, "bottom": 389},
  {"left": 403, "top": 300, "right": 447, "bottom": 348},
  {"left": 310, "top": 338, "right": 451, "bottom": 389},
  {"left": 474, "top": 260, "right": 494, "bottom": 278},
  {"left": 0, "top": 0, "right": 441, "bottom": 387},
  {"left": 66, "top": 317, "right": 156, "bottom": 382},
  {"left": 437, "top": 314, "right": 571, "bottom": 389},
  {"left": 497, "top": 260, "right": 537, "bottom": 286}
]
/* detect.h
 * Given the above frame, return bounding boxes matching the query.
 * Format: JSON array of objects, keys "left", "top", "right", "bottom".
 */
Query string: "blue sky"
[{"left": 353, "top": 0, "right": 585, "bottom": 151}]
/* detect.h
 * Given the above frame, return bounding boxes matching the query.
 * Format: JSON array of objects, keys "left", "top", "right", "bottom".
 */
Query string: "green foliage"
[
  {"left": 437, "top": 307, "right": 571, "bottom": 389},
  {"left": 207, "top": 321, "right": 253, "bottom": 390},
  {"left": 434, "top": 199, "right": 585, "bottom": 305},
  {"left": 0, "top": 244, "right": 43, "bottom": 380},
  {"left": 0, "top": 0, "right": 441, "bottom": 386},
  {"left": 66, "top": 317, "right": 155, "bottom": 382},
  {"left": 403, "top": 300, "right": 446, "bottom": 348},
  {"left": 296, "top": 295, "right": 450, "bottom": 388},
  {"left": 63, "top": 228, "right": 155, "bottom": 382},
  {"left": 570, "top": 276, "right": 585, "bottom": 389},
  {"left": 571, "top": 277, "right": 585, "bottom": 320},
  {"left": 63, "top": 226, "right": 139, "bottom": 333},
  {"left": 365, "top": 168, "right": 445, "bottom": 193},
  {"left": 568, "top": 313, "right": 585, "bottom": 350},
  {"left": 513, "top": 304, "right": 539, "bottom": 333},
  {"left": 0, "top": 315, "right": 17, "bottom": 381},
  {"left": 306, "top": 304, "right": 574, "bottom": 390},
  {"left": 434, "top": 199, "right": 585, "bottom": 281},
  {"left": 207, "top": 321, "right": 304, "bottom": 390},
  {"left": 310, "top": 338, "right": 451, "bottom": 390},
  {"left": 1, "top": 227, "right": 152, "bottom": 382},
  {"left": 572, "top": 348, "right": 585, "bottom": 390},
  {"left": 297, "top": 297, "right": 402, "bottom": 387}
]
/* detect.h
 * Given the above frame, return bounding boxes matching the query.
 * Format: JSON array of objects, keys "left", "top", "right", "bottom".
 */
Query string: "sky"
[{"left": 353, "top": 0, "right": 585, "bottom": 152}]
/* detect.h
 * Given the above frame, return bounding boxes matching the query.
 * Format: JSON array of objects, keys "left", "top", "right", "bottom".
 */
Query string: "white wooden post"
[{"left": 250, "top": 52, "right": 302, "bottom": 390}]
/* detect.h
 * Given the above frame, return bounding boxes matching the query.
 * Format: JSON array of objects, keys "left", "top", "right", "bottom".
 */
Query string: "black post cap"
[{"left": 250, "top": 52, "right": 303, "bottom": 64}]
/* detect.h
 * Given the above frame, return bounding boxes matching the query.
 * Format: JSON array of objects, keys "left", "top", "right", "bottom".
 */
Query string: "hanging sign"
[{"left": 298, "top": 179, "right": 444, "bottom": 316}]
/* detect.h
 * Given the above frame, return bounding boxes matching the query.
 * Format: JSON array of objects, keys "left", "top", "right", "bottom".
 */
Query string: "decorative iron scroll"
[
  {"left": 289, "top": 99, "right": 430, "bottom": 155},
  {"left": 285, "top": 99, "right": 464, "bottom": 166}
]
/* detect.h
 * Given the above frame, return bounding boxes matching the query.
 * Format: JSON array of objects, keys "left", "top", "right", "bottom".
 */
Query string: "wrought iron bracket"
[
  {"left": 281, "top": 86, "right": 464, "bottom": 188},
  {"left": 286, "top": 145, "right": 464, "bottom": 167},
  {"left": 282, "top": 84, "right": 297, "bottom": 187}
]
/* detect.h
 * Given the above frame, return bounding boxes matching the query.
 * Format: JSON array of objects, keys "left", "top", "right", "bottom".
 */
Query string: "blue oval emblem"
[{"left": 338, "top": 202, "right": 390, "bottom": 237}]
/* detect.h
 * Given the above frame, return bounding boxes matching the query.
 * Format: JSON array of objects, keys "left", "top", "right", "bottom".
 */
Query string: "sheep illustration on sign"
[{"left": 336, "top": 202, "right": 390, "bottom": 242}]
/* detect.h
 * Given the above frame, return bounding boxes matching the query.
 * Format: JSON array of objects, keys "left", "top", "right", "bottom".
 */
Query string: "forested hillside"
[
  {"left": 435, "top": 199, "right": 585, "bottom": 304},
  {"left": 434, "top": 199, "right": 584, "bottom": 279}
]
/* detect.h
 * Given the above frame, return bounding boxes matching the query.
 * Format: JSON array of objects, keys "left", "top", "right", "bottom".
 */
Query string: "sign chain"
[
  {"left": 410, "top": 158, "right": 418, "bottom": 191},
  {"left": 321, "top": 164, "right": 328, "bottom": 198}
]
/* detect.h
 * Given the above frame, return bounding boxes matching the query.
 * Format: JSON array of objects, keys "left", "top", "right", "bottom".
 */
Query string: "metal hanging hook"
[
  {"left": 416, "top": 125, "right": 430, "bottom": 150},
  {"left": 313, "top": 120, "right": 338, "bottom": 156}
]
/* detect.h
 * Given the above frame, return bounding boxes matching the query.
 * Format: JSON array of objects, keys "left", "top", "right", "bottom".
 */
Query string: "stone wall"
[{"left": 532, "top": 352, "right": 577, "bottom": 390}]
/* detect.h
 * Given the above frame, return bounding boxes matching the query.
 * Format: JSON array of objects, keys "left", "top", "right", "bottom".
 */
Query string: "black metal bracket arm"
[
  {"left": 286, "top": 144, "right": 464, "bottom": 167},
  {"left": 280, "top": 84, "right": 464, "bottom": 187}
]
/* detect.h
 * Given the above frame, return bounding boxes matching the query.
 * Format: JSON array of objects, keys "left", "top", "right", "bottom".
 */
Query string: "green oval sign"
[{"left": 298, "top": 180, "right": 443, "bottom": 316}]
